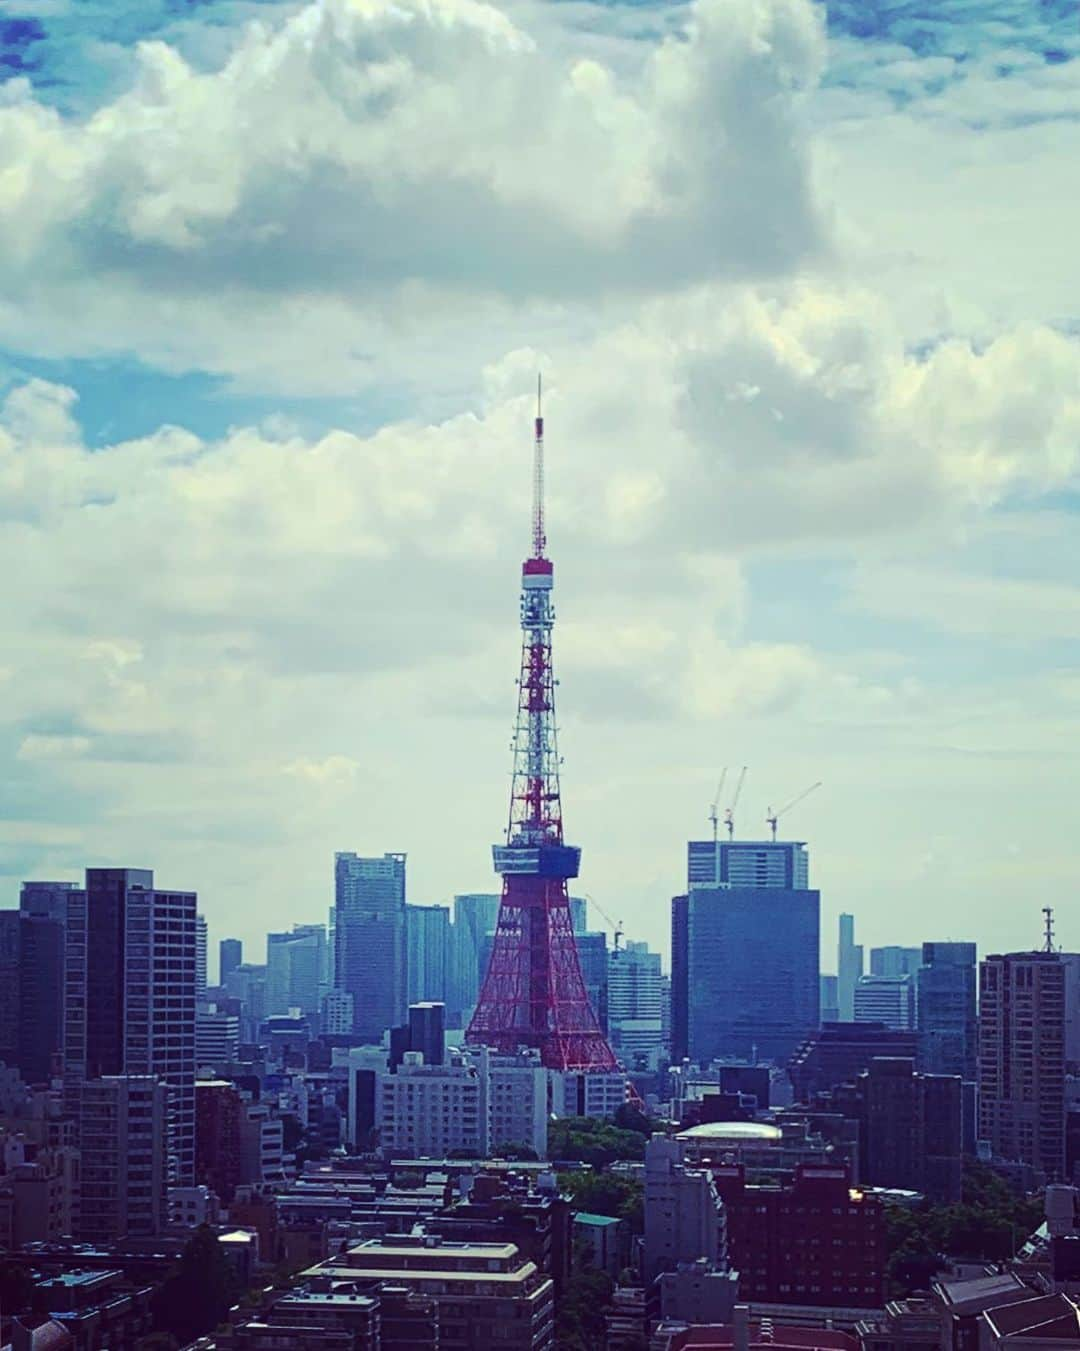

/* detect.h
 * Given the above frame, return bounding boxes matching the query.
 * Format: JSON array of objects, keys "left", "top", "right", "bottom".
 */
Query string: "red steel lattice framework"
[{"left": 467, "top": 386, "right": 618, "bottom": 1071}]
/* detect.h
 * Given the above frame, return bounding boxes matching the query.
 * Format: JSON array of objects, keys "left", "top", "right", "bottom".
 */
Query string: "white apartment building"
[
  {"left": 377, "top": 1051, "right": 486, "bottom": 1157},
  {"left": 487, "top": 1052, "right": 549, "bottom": 1159}
]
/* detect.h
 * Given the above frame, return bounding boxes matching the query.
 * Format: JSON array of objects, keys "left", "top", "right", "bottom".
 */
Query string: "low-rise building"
[
  {"left": 712, "top": 1164, "right": 886, "bottom": 1310},
  {"left": 305, "top": 1235, "right": 555, "bottom": 1349},
  {"left": 855, "top": 1297, "right": 941, "bottom": 1351},
  {"left": 573, "top": 1212, "right": 627, "bottom": 1278}
]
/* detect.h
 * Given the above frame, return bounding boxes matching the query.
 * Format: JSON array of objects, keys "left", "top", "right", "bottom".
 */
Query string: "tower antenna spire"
[{"left": 532, "top": 373, "right": 546, "bottom": 559}]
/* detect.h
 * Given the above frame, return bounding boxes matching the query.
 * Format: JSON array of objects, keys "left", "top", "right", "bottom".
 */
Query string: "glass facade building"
[{"left": 684, "top": 840, "right": 819, "bottom": 1065}]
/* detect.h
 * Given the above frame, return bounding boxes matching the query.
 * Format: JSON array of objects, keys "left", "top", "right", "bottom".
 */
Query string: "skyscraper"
[
  {"left": 406, "top": 904, "right": 451, "bottom": 1006},
  {"left": 0, "top": 883, "right": 73, "bottom": 1085},
  {"left": 220, "top": 937, "right": 243, "bottom": 986},
  {"left": 267, "top": 924, "right": 328, "bottom": 1020},
  {"left": 979, "top": 950, "right": 1065, "bottom": 1180},
  {"left": 334, "top": 852, "right": 407, "bottom": 1042},
  {"left": 918, "top": 942, "right": 977, "bottom": 1080},
  {"left": 870, "top": 946, "right": 921, "bottom": 979},
  {"left": 686, "top": 840, "right": 819, "bottom": 1064},
  {"left": 450, "top": 894, "right": 500, "bottom": 1027},
  {"left": 671, "top": 895, "right": 689, "bottom": 1062},
  {"left": 18, "top": 883, "right": 70, "bottom": 1083},
  {"left": 608, "top": 941, "right": 664, "bottom": 1068},
  {"left": 574, "top": 931, "right": 609, "bottom": 1036},
  {"left": 63, "top": 868, "right": 198, "bottom": 1183},
  {"left": 838, "top": 914, "right": 863, "bottom": 1022}
]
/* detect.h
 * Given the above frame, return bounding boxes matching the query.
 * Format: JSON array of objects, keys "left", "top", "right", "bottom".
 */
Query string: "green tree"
[
  {"left": 152, "top": 1226, "right": 239, "bottom": 1343},
  {"left": 494, "top": 1141, "right": 540, "bottom": 1161},
  {"left": 884, "top": 1162, "right": 1045, "bottom": 1296},
  {"left": 613, "top": 1103, "right": 655, "bottom": 1137},
  {"left": 548, "top": 1116, "right": 649, "bottom": 1167},
  {"left": 559, "top": 1172, "right": 645, "bottom": 1236},
  {"left": 556, "top": 1246, "right": 615, "bottom": 1351}
]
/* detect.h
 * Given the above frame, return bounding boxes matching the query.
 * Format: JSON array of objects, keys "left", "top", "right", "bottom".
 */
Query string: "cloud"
[{"left": 0, "top": 0, "right": 827, "bottom": 392}]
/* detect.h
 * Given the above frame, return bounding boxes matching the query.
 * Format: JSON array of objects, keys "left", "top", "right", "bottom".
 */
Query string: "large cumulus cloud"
[{"left": 0, "top": 0, "right": 826, "bottom": 389}]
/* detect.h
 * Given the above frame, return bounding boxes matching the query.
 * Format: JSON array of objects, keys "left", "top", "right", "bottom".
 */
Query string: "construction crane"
[
  {"left": 765, "top": 781, "right": 822, "bottom": 841},
  {"left": 723, "top": 766, "right": 747, "bottom": 839},
  {"left": 583, "top": 893, "right": 624, "bottom": 951},
  {"left": 708, "top": 768, "right": 728, "bottom": 843}
]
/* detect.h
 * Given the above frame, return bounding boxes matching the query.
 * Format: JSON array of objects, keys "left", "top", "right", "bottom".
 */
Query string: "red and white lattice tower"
[{"left": 467, "top": 385, "right": 618, "bottom": 1071}]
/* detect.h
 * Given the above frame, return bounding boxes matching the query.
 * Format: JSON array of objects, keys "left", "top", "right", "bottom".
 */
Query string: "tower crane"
[
  {"left": 583, "top": 893, "right": 624, "bottom": 951},
  {"left": 765, "top": 781, "right": 822, "bottom": 841},
  {"left": 723, "top": 766, "right": 747, "bottom": 839},
  {"left": 708, "top": 768, "right": 728, "bottom": 843}
]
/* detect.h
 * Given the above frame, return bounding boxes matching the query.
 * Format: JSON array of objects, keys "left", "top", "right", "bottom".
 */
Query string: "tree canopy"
[
  {"left": 152, "top": 1226, "right": 239, "bottom": 1343},
  {"left": 885, "top": 1162, "right": 1044, "bottom": 1296},
  {"left": 548, "top": 1115, "right": 649, "bottom": 1167},
  {"left": 559, "top": 1171, "right": 644, "bottom": 1236}
]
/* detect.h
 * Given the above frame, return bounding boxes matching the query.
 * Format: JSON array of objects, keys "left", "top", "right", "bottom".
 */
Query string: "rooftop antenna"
[
  {"left": 709, "top": 769, "right": 729, "bottom": 844},
  {"left": 766, "top": 781, "right": 823, "bottom": 842},
  {"left": 1043, "top": 906, "right": 1056, "bottom": 953},
  {"left": 723, "top": 766, "right": 747, "bottom": 840}
]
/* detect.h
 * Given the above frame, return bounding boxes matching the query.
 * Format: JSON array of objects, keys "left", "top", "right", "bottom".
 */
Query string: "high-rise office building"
[
  {"left": 574, "top": 931, "right": 609, "bottom": 1037},
  {"left": 979, "top": 950, "right": 1066, "bottom": 1180},
  {"left": 450, "top": 894, "right": 500, "bottom": 1026},
  {"left": 219, "top": 937, "right": 243, "bottom": 986},
  {"left": 918, "top": 942, "right": 977, "bottom": 1080},
  {"left": 78, "top": 1075, "right": 168, "bottom": 1242},
  {"left": 857, "top": 1057, "right": 963, "bottom": 1202},
  {"left": 608, "top": 941, "right": 664, "bottom": 1068},
  {"left": 0, "top": 912, "right": 20, "bottom": 1068},
  {"left": 820, "top": 975, "right": 840, "bottom": 1025},
  {"left": 569, "top": 896, "right": 588, "bottom": 934},
  {"left": 870, "top": 946, "right": 921, "bottom": 979},
  {"left": 408, "top": 1002, "right": 446, "bottom": 1067},
  {"left": 671, "top": 895, "right": 689, "bottom": 1062},
  {"left": 0, "top": 883, "right": 70, "bottom": 1084},
  {"left": 855, "top": 974, "right": 916, "bottom": 1031},
  {"left": 838, "top": 914, "right": 863, "bottom": 1022},
  {"left": 406, "top": 905, "right": 451, "bottom": 1006},
  {"left": 224, "top": 962, "right": 268, "bottom": 1040},
  {"left": 334, "top": 853, "right": 407, "bottom": 1042},
  {"left": 195, "top": 913, "right": 208, "bottom": 995},
  {"left": 63, "top": 868, "right": 198, "bottom": 1184},
  {"left": 267, "top": 924, "right": 327, "bottom": 1020},
  {"left": 685, "top": 840, "right": 819, "bottom": 1064}
]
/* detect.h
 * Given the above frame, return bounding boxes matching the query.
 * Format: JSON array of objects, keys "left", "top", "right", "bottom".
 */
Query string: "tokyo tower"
[{"left": 467, "top": 385, "right": 619, "bottom": 1071}]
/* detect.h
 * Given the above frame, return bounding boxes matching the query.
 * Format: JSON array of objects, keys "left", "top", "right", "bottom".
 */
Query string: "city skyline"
[{"left": 1, "top": 0, "right": 1078, "bottom": 965}]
